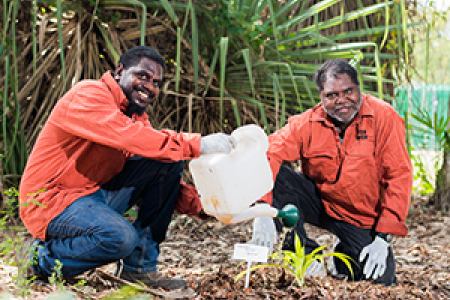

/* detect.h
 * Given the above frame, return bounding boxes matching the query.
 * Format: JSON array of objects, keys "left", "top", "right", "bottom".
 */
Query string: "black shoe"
[{"left": 119, "top": 270, "right": 187, "bottom": 289}]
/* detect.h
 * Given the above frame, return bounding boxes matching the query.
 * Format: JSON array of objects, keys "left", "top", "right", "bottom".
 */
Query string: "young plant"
[
  {"left": 47, "top": 259, "right": 75, "bottom": 295},
  {"left": 0, "top": 188, "right": 82, "bottom": 297},
  {"left": 235, "top": 233, "right": 354, "bottom": 287},
  {"left": 0, "top": 188, "right": 36, "bottom": 297}
]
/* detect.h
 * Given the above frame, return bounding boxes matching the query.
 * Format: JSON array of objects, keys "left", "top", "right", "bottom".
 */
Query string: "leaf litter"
[{"left": 0, "top": 204, "right": 449, "bottom": 299}]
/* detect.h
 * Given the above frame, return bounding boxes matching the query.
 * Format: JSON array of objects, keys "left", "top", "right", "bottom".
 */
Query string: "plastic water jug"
[{"left": 189, "top": 124, "right": 277, "bottom": 224}]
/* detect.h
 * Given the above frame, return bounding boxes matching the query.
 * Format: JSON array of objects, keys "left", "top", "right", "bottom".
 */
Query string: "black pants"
[{"left": 272, "top": 165, "right": 396, "bottom": 285}]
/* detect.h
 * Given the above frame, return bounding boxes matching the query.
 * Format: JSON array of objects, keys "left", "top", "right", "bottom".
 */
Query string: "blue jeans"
[{"left": 32, "top": 157, "right": 183, "bottom": 277}]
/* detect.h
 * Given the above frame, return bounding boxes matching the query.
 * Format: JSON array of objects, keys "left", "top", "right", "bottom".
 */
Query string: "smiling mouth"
[
  {"left": 337, "top": 108, "right": 350, "bottom": 114},
  {"left": 133, "top": 89, "right": 154, "bottom": 107},
  {"left": 336, "top": 105, "right": 353, "bottom": 112},
  {"left": 138, "top": 90, "right": 149, "bottom": 99}
]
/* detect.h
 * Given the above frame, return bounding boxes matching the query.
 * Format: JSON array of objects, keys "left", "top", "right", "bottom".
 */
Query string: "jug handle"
[{"left": 231, "top": 124, "right": 269, "bottom": 152}]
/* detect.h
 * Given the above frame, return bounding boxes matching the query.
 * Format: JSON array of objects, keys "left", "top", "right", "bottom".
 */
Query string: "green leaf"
[
  {"left": 219, "top": 37, "right": 229, "bottom": 129},
  {"left": 234, "top": 232, "right": 354, "bottom": 287},
  {"left": 158, "top": 0, "right": 179, "bottom": 23}
]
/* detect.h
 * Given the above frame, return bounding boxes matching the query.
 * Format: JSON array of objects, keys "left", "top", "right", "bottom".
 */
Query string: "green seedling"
[
  {"left": 0, "top": 188, "right": 81, "bottom": 297},
  {"left": 236, "top": 233, "right": 354, "bottom": 287}
]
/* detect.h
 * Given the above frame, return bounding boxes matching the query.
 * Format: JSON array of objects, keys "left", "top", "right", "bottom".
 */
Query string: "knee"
[
  {"left": 170, "top": 161, "right": 184, "bottom": 176},
  {"left": 102, "top": 224, "right": 139, "bottom": 259},
  {"left": 120, "top": 227, "right": 139, "bottom": 256},
  {"left": 156, "top": 161, "right": 183, "bottom": 180},
  {"left": 333, "top": 242, "right": 360, "bottom": 279},
  {"left": 374, "top": 272, "right": 397, "bottom": 286},
  {"left": 333, "top": 243, "right": 397, "bottom": 286},
  {"left": 164, "top": 161, "right": 184, "bottom": 185}
]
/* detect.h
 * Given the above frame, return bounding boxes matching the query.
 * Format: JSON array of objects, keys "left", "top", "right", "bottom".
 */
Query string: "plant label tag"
[{"left": 232, "top": 243, "right": 268, "bottom": 263}]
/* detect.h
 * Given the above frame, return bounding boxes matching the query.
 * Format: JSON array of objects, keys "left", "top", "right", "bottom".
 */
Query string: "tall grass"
[
  {"left": 0, "top": 0, "right": 419, "bottom": 194},
  {"left": 1, "top": 0, "right": 28, "bottom": 191}
]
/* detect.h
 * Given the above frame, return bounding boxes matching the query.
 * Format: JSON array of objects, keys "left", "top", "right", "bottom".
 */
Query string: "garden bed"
[{"left": 0, "top": 201, "right": 449, "bottom": 299}]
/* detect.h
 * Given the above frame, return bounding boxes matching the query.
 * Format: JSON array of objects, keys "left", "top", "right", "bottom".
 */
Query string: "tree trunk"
[{"left": 433, "top": 96, "right": 450, "bottom": 212}]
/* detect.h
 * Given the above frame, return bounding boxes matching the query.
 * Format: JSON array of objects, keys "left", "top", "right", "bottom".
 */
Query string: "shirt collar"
[{"left": 100, "top": 71, "right": 149, "bottom": 123}]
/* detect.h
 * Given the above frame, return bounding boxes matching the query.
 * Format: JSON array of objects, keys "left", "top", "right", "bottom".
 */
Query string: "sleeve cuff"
[
  {"left": 175, "top": 180, "right": 209, "bottom": 220},
  {"left": 375, "top": 211, "right": 408, "bottom": 237},
  {"left": 182, "top": 133, "right": 201, "bottom": 159}
]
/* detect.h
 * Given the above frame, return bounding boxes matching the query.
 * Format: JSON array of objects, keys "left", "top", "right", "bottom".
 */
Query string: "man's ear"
[{"left": 114, "top": 64, "right": 124, "bottom": 81}]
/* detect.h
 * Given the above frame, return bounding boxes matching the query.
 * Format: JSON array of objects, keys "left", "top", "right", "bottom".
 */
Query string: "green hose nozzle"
[{"left": 276, "top": 204, "right": 299, "bottom": 228}]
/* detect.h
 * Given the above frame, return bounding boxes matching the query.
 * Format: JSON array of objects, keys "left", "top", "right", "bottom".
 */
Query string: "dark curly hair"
[{"left": 118, "top": 46, "right": 166, "bottom": 73}]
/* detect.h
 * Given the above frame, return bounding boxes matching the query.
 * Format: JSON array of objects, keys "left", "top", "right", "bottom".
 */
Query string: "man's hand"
[
  {"left": 200, "top": 133, "right": 237, "bottom": 155},
  {"left": 251, "top": 217, "right": 277, "bottom": 255},
  {"left": 359, "top": 236, "right": 390, "bottom": 280}
]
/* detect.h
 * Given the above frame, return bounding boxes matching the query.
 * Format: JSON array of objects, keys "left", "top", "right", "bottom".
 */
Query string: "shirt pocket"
[
  {"left": 342, "top": 138, "right": 379, "bottom": 208},
  {"left": 344, "top": 136, "right": 377, "bottom": 185},
  {"left": 302, "top": 147, "right": 339, "bottom": 184}
]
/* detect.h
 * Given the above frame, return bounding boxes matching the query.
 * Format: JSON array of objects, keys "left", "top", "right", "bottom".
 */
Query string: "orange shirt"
[
  {"left": 262, "top": 94, "right": 412, "bottom": 237},
  {"left": 19, "top": 72, "right": 202, "bottom": 240}
]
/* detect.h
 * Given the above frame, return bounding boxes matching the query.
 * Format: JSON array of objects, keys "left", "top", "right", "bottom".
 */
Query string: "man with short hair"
[
  {"left": 19, "top": 46, "right": 235, "bottom": 289},
  {"left": 259, "top": 59, "right": 412, "bottom": 285}
]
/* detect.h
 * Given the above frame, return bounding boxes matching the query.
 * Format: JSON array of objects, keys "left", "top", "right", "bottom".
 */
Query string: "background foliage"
[
  {"left": 407, "top": 0, "right": 450, "bottom": 84},
  {"left": 1, "top": 0, "right": 418, "bottom": 194},
  {"left": 402, "top": 0, "right": 450, "bottom": 210}
]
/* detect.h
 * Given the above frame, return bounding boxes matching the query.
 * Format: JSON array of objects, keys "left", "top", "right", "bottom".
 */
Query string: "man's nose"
[
  {"left": 143, "top": 80, "right": 159, "bottom": 94},
  {"left": 335, "top": 92, "right": 348, "bottom": 104}
]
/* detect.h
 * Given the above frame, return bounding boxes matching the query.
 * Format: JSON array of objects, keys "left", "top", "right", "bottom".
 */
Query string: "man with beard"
[
  {"left": 256, "top": 59, "right": 412, "bottom": 286},
  {"left": 19, "top": 46, "right": 236, "bottom": 289}
]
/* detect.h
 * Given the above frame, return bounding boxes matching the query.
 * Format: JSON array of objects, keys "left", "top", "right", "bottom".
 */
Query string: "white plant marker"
[{"left": 232, "top": 243, "right": 269, "bottom": 289}]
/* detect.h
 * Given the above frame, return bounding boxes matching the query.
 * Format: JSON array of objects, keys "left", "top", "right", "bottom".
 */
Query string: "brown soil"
[{"left": 1, "top": 204, "right": 449, "bottom": 299}]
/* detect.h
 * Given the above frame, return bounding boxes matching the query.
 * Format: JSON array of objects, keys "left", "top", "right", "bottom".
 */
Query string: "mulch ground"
[
  {"left": 1, "top": 203, "right": 449, "bottom": 299},
  {"left": 157, "top": 207, "right": 450, "bottom": 300}
]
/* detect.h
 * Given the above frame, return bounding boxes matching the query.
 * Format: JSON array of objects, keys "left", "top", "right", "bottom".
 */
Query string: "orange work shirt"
[
  {"left": 262, "top": 94, "right": 412, "bottom": 237},
  {"left": 19, "top": 72, "right": 202, "bottom": 240}
]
